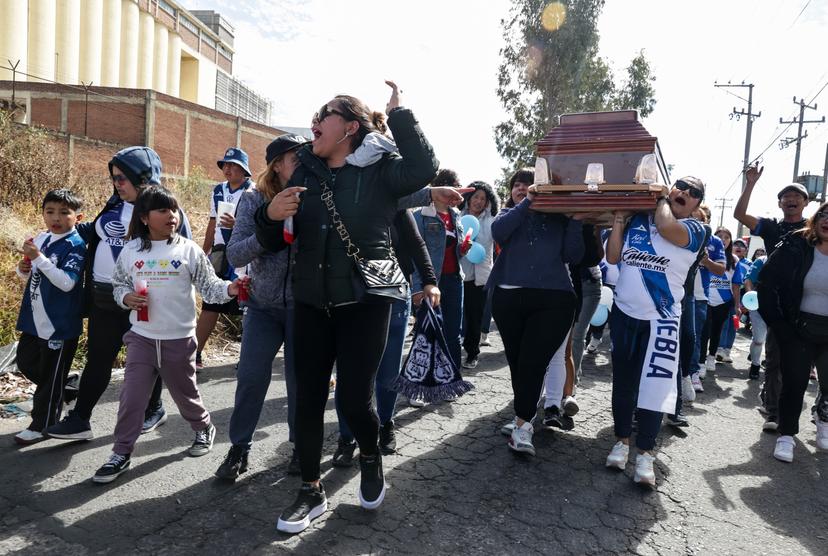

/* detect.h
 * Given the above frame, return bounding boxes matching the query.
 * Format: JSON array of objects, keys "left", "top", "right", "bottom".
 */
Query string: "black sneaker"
[
  {"left": 666, "top": 413, "right": 689, "bottom": 428},
  {"left": 189, "top": 423, "right": 216, "bottom": 457},
  {"left": 287, "top": 449, "right": 301, "bottom": 476},
  {"left": 43, "top": 410, "right": 93, "bottom": 440},
  {"left": 357, "top": 453, "right": 386, "bottom": 510},
  {"left": 542, "top": 406, "right": 574, "bottom": 431},
  {"left": 215, "top": 445, "right": 249, "bottom": 481},
  {"left": 379, "top": 421, "right": 397, "bottom": 455},
  {"left": 141, "top": 405, "right": 168, "bottom": 434},
  {"left": 276, "top": 483, "right": 328, "bottom": 534},
  {"left": 332, "top": 437, "right": 357, "bottom": 468},
  {"left": 762, "top": 415, "right": 779, "bottom": 432},
  {"left": 64, "top": 372, "right": 80, "bottom": 403},
  {"left": 93, "top": 452, "right": 131, "bottom": 483},
  {"left": 749, "top": 364, "right": 761, "bottom": 380}
]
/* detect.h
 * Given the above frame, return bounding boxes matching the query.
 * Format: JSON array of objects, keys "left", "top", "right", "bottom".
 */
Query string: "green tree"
[{"left": 496, "top": 0, "right": 656, "bottom": 175}]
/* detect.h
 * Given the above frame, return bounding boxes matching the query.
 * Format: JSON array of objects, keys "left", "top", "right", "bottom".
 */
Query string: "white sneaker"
[
  {"left": 716, "top": 348, "right": 733, "bottom": 363},
  {"left": 586, "top": 337, "right": 601, "bottom": 354},
  {"left": 408, "top": 396, "right": 426, "bottom": 408},
  {"left": 562, "top": 396, "right": 580, "bottom": 417},
  {"left": 634, "top": 452, "right": 656, "bottom": 486},
  {"left": 697, "top": 365, "right": 706, "bottom": 380},
  {"left": 605, "top": 441, "right": 629, "bottom": 470},
  {"left": 14, "top": 429, "right": 45, "bottom": 446},
  {"left": 681, "top": 375, "right": 696, "bottom": 402},
  {"left": 480, "top": 333, "right": 491, "bottom": 347},
  {"left": 816, "top": 420, "right": 828, "bottom": 450},
  {"left": 773, "top": 435, "right": 795, "bottom": 462},
  {"left": 705, "top": 355, "right": 717, "bottom": 372},
  {"left": 691, "top": 373, "right": 704, "bottom": 393},
  {"left": 508, "top": 421, "right": 535, "bottom": 456},
  {"left": 500, "top": 418, "right": 517, "bottom": 437}
]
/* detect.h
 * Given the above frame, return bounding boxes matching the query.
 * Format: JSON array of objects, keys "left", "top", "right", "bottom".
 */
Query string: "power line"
[{"left": 789, "top": 0, "right": 812, "bottom": 28}]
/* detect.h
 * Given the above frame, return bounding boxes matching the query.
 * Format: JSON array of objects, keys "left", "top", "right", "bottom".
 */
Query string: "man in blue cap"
[{"left": 196, "top": 147, "right": 255, "bottom": 369}]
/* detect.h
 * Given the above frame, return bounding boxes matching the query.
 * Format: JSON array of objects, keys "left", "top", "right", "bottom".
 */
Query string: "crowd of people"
[{"left": 10, "top": 82, "right": 827, "bottom": 534}]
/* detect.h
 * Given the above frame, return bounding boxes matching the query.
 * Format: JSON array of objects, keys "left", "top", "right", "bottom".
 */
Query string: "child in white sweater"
[{"left": 93, "top": 185, "right": 242, "bottom": 484}]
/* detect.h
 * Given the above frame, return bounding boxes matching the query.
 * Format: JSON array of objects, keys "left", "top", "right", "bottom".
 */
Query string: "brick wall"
[
  {"left": 66, "top": 100, "right": 145, "bottom": 145},
  {"left": 30, "top": 98, "right": 61, "bottom": 131},
  {"left": 187, "top": 116, "right": 237, "bottom": 181},
  {"left": 153, "top": 106, "right": 187, "bottom": 176}
]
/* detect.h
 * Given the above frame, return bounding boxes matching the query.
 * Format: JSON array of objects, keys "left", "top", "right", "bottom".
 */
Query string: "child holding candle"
[{"left": 92, "top": 185, "right": 244, "bottom": 483}]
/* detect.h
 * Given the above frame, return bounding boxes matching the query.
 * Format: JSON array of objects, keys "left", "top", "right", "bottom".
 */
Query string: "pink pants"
[{"left": 113, "top": 331, "right": 210, "bottom": 455}]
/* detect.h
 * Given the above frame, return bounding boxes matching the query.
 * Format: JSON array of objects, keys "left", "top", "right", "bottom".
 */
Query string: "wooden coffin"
[{"left": 529, "top": 110, "right": 670, "bottom": 224}]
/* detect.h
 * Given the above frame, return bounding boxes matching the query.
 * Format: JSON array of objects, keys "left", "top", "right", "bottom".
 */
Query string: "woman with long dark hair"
[
  {"left": 254, "top": 83, "right": 439, "bottom": 533},
  {"left": 759, "top": 203, "right": 828, "bottom": 462}
]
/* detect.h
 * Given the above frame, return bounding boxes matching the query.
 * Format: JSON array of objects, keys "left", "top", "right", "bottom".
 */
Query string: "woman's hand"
[
  {"left": 123, "top": 292, "right": 147, "bottom": 311},
  {"left": 385, "top": 80, "right": 402, "bottom": 114},
  {"left": 430, "top": 186, "right": 472, "bottom": 207},
  {"left": 266, "top": 186, "right": 307, "bottom": 221},
  {"left": 423, "top": 284, "right": 441, "bottom": 307}
]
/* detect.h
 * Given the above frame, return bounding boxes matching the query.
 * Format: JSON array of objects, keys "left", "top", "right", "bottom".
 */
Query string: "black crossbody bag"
[{"left": 318, "top": 179, "right": 409, "bottom": 303}]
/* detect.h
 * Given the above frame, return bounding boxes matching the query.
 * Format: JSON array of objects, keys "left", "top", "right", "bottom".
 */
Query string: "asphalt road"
[{"left": 1, "top": 331, "right": 826, "bottom": 555}]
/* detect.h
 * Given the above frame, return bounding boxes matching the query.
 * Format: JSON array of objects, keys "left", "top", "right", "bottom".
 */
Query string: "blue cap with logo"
[{"left": 217, "top": 147, "right": 251, "bottom": 177}]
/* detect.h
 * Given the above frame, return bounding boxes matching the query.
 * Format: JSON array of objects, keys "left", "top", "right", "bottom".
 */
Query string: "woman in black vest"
[{"left": 254, "top": 83, "right": 439, "bottom": 533}]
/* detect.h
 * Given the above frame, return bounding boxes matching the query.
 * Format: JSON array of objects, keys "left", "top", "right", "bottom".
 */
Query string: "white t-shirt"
[
  {"left": 801, "top": 248, "right": 828, "bottom": 316},
  {"left": 210, "top": 180, "right": 254, "bottom": 247},
  {"left": 92, "top": 202, "right": 133, "bottom": 283},
  {"left": 615, "top": 213, "right": 707, "bottom": 321}
]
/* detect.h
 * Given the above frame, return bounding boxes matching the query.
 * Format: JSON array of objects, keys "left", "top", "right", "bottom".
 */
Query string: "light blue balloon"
[
  {"left": 590, "top": 304, "right": 609, "bottom": 327},
  {"left": 466, "top": 242, "right": 485, "bottom": 264},
  {"left": 460, "top": 214, "right": 480, "bottom": 240},
  {"left": 742, "top": 290, "right": 759, "bottom": 311}
]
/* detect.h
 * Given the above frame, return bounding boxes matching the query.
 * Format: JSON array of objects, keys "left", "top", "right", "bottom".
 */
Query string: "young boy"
[{"left": 14, "top": 189, "right": 87, "bottom": 445}]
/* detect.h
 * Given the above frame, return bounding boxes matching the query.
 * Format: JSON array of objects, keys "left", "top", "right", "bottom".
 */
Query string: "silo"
[
  {"left": 100, "top": 0, "right": 121, "bottom": 86},
  {"left": 55, "top": 0, "right": 81, "bottom": 84},
  {"left": 119, "top": 0, "right": 139, "bottom": 88},
  {"left": 28, "top": 0, "right": 57, "bottom": 82},
  {"left": 152, "top": 22, "right": 168, "bottom": 93},
  {"left": 136, "top": 9, "right": 154, "bottom": 89},
  {"left": 0, "top": 0, "right": 29, "bottom": 81},
  {"left": 166, "top": 33, "right": 181, "bottom": 97},
  {"left": 78, "top": 0, "right": 103, "bottom": 84}
]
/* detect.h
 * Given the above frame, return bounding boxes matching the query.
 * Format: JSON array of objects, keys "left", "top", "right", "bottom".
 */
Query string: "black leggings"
[
  {"left": 463, "top": 282, "right": 486, "bottom": 359},
  {"left": 778, "top": 325, "right": 828, "bottom": 435},
  {"left": 294, "top": 301, "right": 391, "bottom": 482},
  {"left": 73, "top": 302, "right": 162, "bottom": 420},
  {"left": 492, "top": 287, "right": 577, "bottom": 422},
  {"left": 699, "top": 300, "right": 733, "bottom": 359}
]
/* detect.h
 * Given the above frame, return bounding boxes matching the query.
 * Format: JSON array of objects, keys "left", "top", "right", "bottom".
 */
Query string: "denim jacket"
[{"left": 411, "top": 205, "right": 464, "bottom": 292}]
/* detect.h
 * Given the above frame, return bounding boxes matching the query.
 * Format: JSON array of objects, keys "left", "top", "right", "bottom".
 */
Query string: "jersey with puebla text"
[
  {"left": 92, "top": 201, "right": 133, "bottom": 283},
  {"left": 210, "top": 180, "right": 254, "bottom": 247},
  {"left": 17, "top": 230, "right": 86, "bottom": 340},
  {"left": 615, "top": 213, "right": 706, "bottom": 320},
  {"left": 707, "top": 258, "right": 745, "bottom": 307},
  {"left": 696, "top": 235, "right": 726, "bottom": 301}
]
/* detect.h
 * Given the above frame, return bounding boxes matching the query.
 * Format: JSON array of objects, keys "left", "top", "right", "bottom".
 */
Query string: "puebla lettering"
[{"left": 646, "top": 319, "right": 678, "bottom": 379}]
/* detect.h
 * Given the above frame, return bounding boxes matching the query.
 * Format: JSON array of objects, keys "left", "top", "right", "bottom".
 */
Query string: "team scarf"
[
  {"left": 393, "top": 301, "right": 474, "bottom": 402},
  {"left": 638, "top": 317, "right": 680, "bottom": 413}
]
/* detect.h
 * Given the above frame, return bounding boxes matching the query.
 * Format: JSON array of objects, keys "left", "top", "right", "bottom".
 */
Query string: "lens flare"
[{"left": 541, "top": 2, "right": 567, "bottom": 32}]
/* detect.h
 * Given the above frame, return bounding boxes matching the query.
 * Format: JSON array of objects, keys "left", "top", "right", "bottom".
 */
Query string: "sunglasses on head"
[
  {"left": 111, "top": 174, "right": 130, "bottom": 184},
  {"left": 674, "top": 180, "right": 704, "bottom": 200},
  {"left": 316, "top": 104, "right": 350, "bottom": 123}
]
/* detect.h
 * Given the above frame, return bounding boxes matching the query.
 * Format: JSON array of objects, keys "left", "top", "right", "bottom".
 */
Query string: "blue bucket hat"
[{"left": 217, "top": 147, "right": 251, "bottom": 177}]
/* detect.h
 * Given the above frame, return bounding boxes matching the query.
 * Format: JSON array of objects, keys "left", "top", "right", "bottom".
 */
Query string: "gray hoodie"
[{"left": 226, "top": 188, "right": 292, "bottom": 309}]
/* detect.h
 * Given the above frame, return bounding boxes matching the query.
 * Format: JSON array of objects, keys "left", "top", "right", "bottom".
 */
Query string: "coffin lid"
[{"left": 536, "top": 110, "right": 657, "bottom": 154}]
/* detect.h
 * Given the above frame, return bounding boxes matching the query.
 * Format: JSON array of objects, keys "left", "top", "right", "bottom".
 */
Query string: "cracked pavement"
[{"left": 1, "top": 331, "right": 826, "bottom": 554}]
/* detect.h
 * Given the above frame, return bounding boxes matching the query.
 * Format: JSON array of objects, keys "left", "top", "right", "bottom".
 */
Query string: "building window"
[
  {"left": 179, "top": 16, "right": 199, "bottom": 35},
  {"left": 202, "top": 35, "right": 217, "bottom": 49},
  {"left": 218, "top": 44, "right": 232, "bottom": 60},
  {"left": 159, "top": 0, "right": 176, "bottom": 17},
  {"left": 215, "top": 71, "right": 272, "bottom": 126}
]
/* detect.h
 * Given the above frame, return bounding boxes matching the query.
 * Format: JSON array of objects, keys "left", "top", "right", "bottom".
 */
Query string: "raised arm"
[
  {"left": 379, "top": 108, "right": 440, "bottom": 198},
  {"left": 733, "top": 165, "right": 762, "bottom": 232},
  {"left": 654, "top": 198, "right": 691, "bottom": 247},
  {"left": 491, "top": 198, "right": 532, "bottom": 245},
  {"left": 605, "top": 212, "right": 629, "bottom": 265}
]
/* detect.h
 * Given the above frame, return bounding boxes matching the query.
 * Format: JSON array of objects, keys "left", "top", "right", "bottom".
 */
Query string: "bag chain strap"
[{"left": 318, "top": 179, "right": 401, "bottom": 277}]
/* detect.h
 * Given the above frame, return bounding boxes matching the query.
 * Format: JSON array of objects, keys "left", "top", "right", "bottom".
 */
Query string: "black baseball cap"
[{"left": 266, "top": 134, "right": 307, "bottom": 165}]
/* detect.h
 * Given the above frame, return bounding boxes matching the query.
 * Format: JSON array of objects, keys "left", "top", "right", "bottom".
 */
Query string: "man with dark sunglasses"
[{"left": 733, "top": 164, "right": 811, "bottom": 431}]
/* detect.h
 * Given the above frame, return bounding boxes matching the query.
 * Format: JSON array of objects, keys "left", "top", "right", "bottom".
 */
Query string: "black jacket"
[
  {"left": 757, "top": 231, "right": 815, "bottom": 336},
  {"left": 254, "top": 108, "right": 439, "bottom": 308}
]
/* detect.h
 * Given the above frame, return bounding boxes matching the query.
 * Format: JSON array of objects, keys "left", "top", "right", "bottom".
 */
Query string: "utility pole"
[
  {"left": 780, "top": 96, "right": 825, "bottom": 181},
  {"left": 714, "top": 82, "right": 761, "bottom": 237},
  {"left": 715, "top": 197, "right": 733, "bottom": 229},
  {"left": 823, "top": 143, "right": 828, "bottom": 203},
  {"left": 81, "top": 81, "right": 92, "bottom": 137}
]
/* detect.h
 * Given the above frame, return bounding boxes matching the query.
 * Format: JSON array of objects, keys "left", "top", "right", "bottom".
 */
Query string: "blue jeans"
[
  {"left": 337, "top": 297, "right": 411, "bottom": 441},
  {"left": 689, "top": 300, "right": 708, "bottom": 374},
  {"left": 674, "top": 296, "right": 696, "bottom": 416},
  {"left": 573, "top": 278, "right": 602, "bottom": 383},
  {"left": 720, "top": 306, "right": 736, "bottom": 350},
  {"left": 610, "top": 308, "right": 663, "bottom": 451},
  {"left": 228, "top": 304, "right": 295, "bottom": 447},
  {"left": 438, "top": 273, "right": 464, "bottom": 368}
]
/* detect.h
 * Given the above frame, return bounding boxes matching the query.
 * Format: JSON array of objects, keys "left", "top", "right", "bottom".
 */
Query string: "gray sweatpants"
[{"left": 113, "top": 331, "right": 210, "bottom": 455}]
